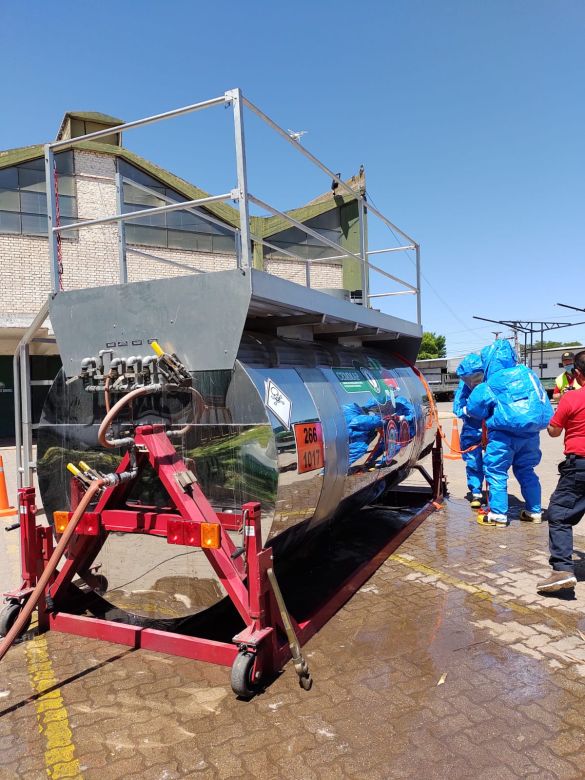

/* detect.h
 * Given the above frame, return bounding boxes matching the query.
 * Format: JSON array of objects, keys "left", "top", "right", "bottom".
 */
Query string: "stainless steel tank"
[{"left": 37, "top": 270, "right": 436, "bottom": 621}]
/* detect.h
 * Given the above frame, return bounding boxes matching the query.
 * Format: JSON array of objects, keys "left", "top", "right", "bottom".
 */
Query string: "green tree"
[{"left": 418, "top": 332, "right": 447, "bottom": 360}]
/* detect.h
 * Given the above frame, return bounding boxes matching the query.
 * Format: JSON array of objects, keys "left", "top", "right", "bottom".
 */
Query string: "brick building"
[{"left": 0, "top": 111, "right": 364, "bottom": 435}]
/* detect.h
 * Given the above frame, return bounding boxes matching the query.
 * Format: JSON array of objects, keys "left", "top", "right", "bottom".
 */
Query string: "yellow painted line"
[
  {"left": 25, "top": 635, "right": 83, "bottom": 780},
  {"left": 389, "top": 553, "right": 533, "bottom": 616}
]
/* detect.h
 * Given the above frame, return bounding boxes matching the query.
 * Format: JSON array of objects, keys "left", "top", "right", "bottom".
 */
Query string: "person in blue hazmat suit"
[
  {"left": 343, "top": 400, "right": 384, "bottom": 469},
  {"left": 453, "top": 353, "right": 485, "bottom": 508},
  {"left": 464, "top": 340, "right": 553, "bottom": 527}
]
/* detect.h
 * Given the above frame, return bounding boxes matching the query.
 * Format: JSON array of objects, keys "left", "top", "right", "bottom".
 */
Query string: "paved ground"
[{"left": 2, "top": 408, "right": 585, "bottom": 779}]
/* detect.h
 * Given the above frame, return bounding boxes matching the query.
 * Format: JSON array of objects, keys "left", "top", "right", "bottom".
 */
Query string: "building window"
[
  {"left": 0, "top": 151, "right": 77, "bottom": 237},
  {"left": 119, "top": 160, "right": 236, "bottom": 254},
  {"left": 263, "top": 208, "right": 344, "bottom": 261}
]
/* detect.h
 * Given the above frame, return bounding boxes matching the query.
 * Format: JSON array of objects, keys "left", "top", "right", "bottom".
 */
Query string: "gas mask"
[{"left": 463, "top": 371, "right": 484, "bottom": 389}]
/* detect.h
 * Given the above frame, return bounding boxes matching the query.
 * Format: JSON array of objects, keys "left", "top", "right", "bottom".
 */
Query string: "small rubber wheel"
[
  {"left": 299, "top": 674, "right": 313, "bottom": 691},
  {"left": 230, "top": 652, "right": 258, "bottom": 698},
  {"left": 86, "top": 574, "right": 108, "bottom": 595},
  {"left": 0, "top": 602, "right": 31, "bottom": 638}
]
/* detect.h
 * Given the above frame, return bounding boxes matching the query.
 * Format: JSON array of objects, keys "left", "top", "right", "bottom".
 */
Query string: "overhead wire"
[{"left": 365, "top": 189, "right": 471, "bottom": 332}]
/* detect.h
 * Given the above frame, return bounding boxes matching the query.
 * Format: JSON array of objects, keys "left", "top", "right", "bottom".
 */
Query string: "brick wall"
[{"left": 0, "top": 149, "right": 344, "bottom": 319}]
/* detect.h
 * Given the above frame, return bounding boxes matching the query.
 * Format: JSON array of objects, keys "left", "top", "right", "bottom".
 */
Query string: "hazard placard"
[{"left": 294, "top": 422, "right": 325, "bottom": 474}]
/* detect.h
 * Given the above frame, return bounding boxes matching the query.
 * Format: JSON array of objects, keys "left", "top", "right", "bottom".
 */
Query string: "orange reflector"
[
  {"left": 200, "top": 522, "right": 221, "bottom": 549},
  {"left": 53, "top": 511, "right": 70, "bottom": 534}
]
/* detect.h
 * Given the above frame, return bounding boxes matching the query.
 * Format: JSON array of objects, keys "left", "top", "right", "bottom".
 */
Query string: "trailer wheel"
[
  {"left": 230, "top": 652, "right": 258, "bottom": 698},
  {"left": 0, "top": 602, "right": 31, "bottom": 638},
  {"left": 299, "top": 673, "right": 313, "bottom": 691},
  {"left": 85, "top": 573, "right": 108, "bottom": 595}
]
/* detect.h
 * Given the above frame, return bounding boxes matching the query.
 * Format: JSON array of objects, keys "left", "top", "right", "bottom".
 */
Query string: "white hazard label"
[{"left": 265, "top": 379, "right": 292, "bottom": 430}]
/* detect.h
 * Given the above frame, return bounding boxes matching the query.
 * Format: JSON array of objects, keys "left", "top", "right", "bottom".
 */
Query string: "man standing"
[
  {"left": 453, "top": 353, "right": 485, "bottom": 508},
  {"left": 537, "top": 350, "right": 585, "bottom": 592},
  {"left": 552, "top": 351, "right": 579, "bottom": 402},
  {"left": 465, "top": 340, "right": 553, "bottom": 527}
]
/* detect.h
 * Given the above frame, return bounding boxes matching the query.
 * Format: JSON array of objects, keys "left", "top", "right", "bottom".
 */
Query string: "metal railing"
[{"left": 43, "top": 87, "right": 421, "bottom": 319}]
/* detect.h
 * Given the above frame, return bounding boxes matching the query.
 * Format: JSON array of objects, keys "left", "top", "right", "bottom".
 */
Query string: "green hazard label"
[{"left": 333, "top": 362, "right": 389, "bottom": 403}]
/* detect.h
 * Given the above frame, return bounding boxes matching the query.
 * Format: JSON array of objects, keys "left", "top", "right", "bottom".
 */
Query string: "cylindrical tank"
[{"left": 37, "top": 332, "right": 435, "bottom": 621}]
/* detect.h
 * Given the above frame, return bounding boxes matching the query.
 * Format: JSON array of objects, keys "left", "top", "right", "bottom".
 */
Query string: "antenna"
[{"left": 287, "top": 129, "right": 308, "bottom": 143}]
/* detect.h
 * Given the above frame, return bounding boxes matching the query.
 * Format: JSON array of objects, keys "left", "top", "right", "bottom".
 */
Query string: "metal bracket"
[{"left": 174, "top": 470, "right": 197, "bottom": 489}]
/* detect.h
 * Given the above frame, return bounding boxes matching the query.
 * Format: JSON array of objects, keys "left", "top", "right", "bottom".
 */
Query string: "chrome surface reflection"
[{"left": 37, "top": 332, "right": 436, "bottom": 621}]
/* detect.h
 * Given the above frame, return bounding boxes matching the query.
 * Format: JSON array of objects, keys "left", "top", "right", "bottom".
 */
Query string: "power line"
[{"left": 366, "top": 189, "right": 472, "bottom": 332}]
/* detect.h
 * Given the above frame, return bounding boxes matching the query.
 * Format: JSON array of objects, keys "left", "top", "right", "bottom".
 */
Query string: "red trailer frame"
[{"left": 5, "top": 424, "right": 444, "bottom": 695}]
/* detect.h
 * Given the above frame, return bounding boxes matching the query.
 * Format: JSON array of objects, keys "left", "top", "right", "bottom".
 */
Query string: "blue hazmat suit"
[
  {"left": 343, "top": 401, "right": 383, "bottom": 465},
  {"left": 465, "top": 340, "right": 553, "bottom": 516},
  {"left": 453, "top": 353, "right": 484, "bottom": 495}
]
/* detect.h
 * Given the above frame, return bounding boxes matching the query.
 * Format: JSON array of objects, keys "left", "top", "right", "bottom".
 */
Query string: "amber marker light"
[
  {"left": 200, "top": 523, "right": 221, "bottom": 549},
  {"left": 53, "top": 511, "right": 70, "bottom": 534}
]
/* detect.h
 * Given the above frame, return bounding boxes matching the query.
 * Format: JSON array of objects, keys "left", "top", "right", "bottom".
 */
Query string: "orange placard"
[{"left": 294, "top": 422, "right": 325, "bottom": 474}]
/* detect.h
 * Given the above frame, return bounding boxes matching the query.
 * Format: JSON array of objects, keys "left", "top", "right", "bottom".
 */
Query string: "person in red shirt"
[{"left": 537, "top": 350, "right": 585, "bottom": 592}]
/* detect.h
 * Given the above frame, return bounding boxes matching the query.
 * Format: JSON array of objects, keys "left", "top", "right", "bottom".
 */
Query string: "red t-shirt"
[{"left": 550, "top": 388, "right": 585, "bottom": 456}]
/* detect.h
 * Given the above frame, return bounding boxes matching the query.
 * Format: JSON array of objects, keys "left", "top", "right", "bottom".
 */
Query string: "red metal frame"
[{"left": 6, "top": 426, "right": 445, "bottom": 688}]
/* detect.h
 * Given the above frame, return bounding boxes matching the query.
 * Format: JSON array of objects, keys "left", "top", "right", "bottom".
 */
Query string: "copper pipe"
[
  {"left": 97, "top": 385, "right": 153, "bottom": 449},
  {"left": 104, "top": 374, "right": 112, "bottom": 413},
  {"left": 0, "top": 479, "right": 105, "bottom": 663}
]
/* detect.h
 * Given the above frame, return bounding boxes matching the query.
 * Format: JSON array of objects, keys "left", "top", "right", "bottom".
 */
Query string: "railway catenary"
[{"left": 417, "top": 344, "right": 585, "bottom": 400}]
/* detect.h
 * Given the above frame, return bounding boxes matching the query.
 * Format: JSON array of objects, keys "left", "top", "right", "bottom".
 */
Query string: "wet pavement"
[{"left": 2, "top": 425, "right": 585, "bottom": 778}]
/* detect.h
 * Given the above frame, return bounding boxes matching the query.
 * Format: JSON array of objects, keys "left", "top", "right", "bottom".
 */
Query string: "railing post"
[
  {"left": 115, "top": 168, "right": 127, "bottom": 283},
  {"left": 415, "top": 243, "right": 422, "bottom": 326},
  {"left": 44, "top": 144, "right": 60, "bottom": 293},
  {"left": 13, "top": 349, "right": 22, "bottom": 489},
  {"left": 228, "top": 89, "right": 252, "bottom": 269},
  {"left": 20, "top": 344, "right": 33, "bottom": 488},
  {"left": 358, "top": 198, "right": 369, "bottom": 307}
]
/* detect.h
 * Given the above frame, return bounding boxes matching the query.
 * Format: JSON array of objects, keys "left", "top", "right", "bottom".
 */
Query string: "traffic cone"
[
  {"left": 444, "top": 418, "right": 462, "bottom": 461},
  {"left": 0, "top": 455, "right": 16, "bottom": 518}
]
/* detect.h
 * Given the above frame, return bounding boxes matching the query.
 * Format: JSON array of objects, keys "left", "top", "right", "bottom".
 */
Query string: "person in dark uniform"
[{"left": 537, "top": 349, "right": 585, "bottom": 592}]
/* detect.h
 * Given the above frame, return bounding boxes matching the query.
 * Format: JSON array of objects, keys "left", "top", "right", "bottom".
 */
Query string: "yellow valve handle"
[
  {"left": 150, "top": 341, "right": 164, "bottom": 357},
  {"left": 66, "top": 463, "right": 83, "bottom": 478},
  {"left": 78, "top": 461, "right": 92, "bottom": 473}
]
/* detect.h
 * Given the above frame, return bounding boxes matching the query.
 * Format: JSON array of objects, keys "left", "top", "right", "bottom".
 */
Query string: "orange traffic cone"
[
  {"left": 444, "top": 418, "right": 462, "bottom": 461},
  {"left": 0, "top": 455, "right": 16, "bottom": 518}
]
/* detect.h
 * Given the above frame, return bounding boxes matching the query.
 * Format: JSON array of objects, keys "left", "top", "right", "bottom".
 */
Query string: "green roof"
[
  {"left": 0, "top": 144, "right": 44, "bottom": 169},
  {"left": 0, "top": 135, "right": 360, "bottom": 234},
  {"left": 56, "top": 111, "right": 125, "bottom": 142},
  {"left": 64, "top": 111, "right": 124, "bottom": 125}
]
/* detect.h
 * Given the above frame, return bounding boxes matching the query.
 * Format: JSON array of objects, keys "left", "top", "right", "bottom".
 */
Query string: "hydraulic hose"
[
  {"left": 394, "top": 353, "right": 481, "bottom": 456},
  {"left": 98, "top": 383, "right": 205, "bottom": 447},
  {"left": 0, "top": 478, "right": 105, "bottom": 664},
  {"left": 98, "top": 385, "right": 154, "bottom": 449}
]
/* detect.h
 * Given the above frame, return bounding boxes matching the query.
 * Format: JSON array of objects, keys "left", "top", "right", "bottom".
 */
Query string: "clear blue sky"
[{"left": 1, "top": 0, "right": 584, "bottom": 356}]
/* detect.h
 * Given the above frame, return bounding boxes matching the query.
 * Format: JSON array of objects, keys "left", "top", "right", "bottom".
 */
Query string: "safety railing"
[{"left": 44, "top": 87, "right": 421, "bottom": 319}]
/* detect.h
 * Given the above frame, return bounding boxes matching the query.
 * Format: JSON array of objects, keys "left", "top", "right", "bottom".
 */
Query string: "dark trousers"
[{"left": 547, "top": 456, "right": 585, "bottom": 572}]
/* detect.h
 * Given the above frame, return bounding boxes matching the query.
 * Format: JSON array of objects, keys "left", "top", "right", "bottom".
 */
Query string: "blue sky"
[{"left": 1, "top": 0, "right": 584, "bottom": 356}]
